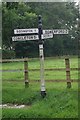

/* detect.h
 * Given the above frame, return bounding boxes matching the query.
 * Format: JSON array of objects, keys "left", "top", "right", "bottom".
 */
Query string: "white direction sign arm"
[
  {"left": 43, "top": 30, "right": 53, "bottom": 34},
  {"left": 12, "top": 35, "right": 39, "bottom": 41},
  {"left": 14, "top": 28, "right": 38, "bottom": 34},
  {"left": 12, "top": 34, "right": 53, "bottom": 41},
  {"left": 43, "top": 29, "right": 69, "bottom": 34},
  {"left": 12, "top": 29, "right": 68, "bottom": 41},
  {"left": 42, "top": 33, "right": 53, "bottom": 39},
  {"left": 53, "top": 29, "right": 69, "bottom": 34},
  {"left": 14, "top": 28, "right": 69, "bottom": 35}
]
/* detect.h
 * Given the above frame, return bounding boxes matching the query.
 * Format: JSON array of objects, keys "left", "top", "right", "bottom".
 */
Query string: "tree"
[
  {"left": 2, "top": 2, "right": 79, "bottom": 58},
  {"left": 2, "top": 2, "right": 37, "bottom": 50}
]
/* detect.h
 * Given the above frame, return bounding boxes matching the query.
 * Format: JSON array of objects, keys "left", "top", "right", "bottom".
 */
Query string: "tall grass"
[
  {"left": 2, "top": 82, "right": 78, "bottom": 118},
  {"left": 2, "top": 57, "right": 78, "bottom": 118}
]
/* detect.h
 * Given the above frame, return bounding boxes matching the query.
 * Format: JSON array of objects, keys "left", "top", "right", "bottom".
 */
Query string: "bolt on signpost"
[{"left": 38, "top": 15, "right": 46, "bottom": 98}]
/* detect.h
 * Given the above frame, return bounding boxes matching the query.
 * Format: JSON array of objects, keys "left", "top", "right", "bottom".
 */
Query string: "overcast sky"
[{"left": 0, "top": 0, "right": 79, "bottom": 2}]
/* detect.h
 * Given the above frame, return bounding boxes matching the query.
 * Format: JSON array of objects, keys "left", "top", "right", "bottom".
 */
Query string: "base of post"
[
  {"left": 41, "top": 91, "right": 46, "bottom": 98},
  {"left": 67, "top": 82, "right": 71, "bottom": 88},
  {"left": 25, "top": 82, "right": 29, "bottom": 88}
]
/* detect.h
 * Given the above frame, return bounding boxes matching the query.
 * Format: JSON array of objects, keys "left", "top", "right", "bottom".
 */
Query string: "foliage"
[
  {"left": 2, "top": 50, "right": 15, "bottom": 59},
  {"left": 2, "top": 2, "right": 79, "bottom": 58}
]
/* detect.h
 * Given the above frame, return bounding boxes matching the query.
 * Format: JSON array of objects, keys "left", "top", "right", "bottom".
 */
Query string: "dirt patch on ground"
[{"left": 0, "top": 104, "right": 31, "bottom": 109}]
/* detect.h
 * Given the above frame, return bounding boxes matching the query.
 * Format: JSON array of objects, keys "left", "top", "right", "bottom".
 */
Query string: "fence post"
[
  {"left": 24, "top": 59, "right": 29, "bottom": 87},
  {"left": 65, "top": 58, "right": 71, "bottom": 88}
]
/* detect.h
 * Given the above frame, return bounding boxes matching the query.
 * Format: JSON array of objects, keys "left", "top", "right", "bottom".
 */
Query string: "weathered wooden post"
[
  {"left": 38, "top": 15, "right": 46, "bottom": 97},
  {"left": 65, "top": 58, "right": 71, "bottom": 88},
  {"left": 24, "top": 58, "right": 29, "bottom": 87}
]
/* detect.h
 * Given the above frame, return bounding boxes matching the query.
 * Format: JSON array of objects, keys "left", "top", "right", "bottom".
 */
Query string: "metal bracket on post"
[{"left": 38, "top": 15, "right": 46, "bottom": 98}]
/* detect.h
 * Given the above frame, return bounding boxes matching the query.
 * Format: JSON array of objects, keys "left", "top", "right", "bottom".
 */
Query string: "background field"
[
  {"left": 2, "top": 57, "right": 78, "bottom": 118},
  {"left": 2, "top": 57, "right": 78, "bottom": 81}
]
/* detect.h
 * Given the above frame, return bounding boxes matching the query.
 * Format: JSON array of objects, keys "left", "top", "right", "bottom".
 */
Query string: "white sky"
[
  {"left": 0, "top": 0, "right": 79, "bottom": 2},
  {"left": 74, "top": 0, "right": 79, "bottom": 3}
]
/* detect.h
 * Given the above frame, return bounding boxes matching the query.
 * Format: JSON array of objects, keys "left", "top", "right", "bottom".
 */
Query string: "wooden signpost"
[{"left": 12, "top": 15, "right": 68, "bottom": 98}]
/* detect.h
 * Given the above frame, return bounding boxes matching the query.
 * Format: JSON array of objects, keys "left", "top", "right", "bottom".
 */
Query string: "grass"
[
  {"left": 2, "top": 57, "right": 78, "bottom": 118},
  {"left": 2, "top": 70, "right": 78, "bottom": 81},
  {"left": 2, "top": 57, "right": 78, "bottom": 70},
  {"left": 2, "top": 82, "right": 78, "bottom": 118},
  {"left": 2, "top": 57, "right": 78, "bottom": 81}
]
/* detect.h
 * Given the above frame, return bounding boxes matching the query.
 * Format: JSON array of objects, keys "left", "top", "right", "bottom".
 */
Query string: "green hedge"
[{"left": 2, "top": 50, "right": 15, "bottom": 59}]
